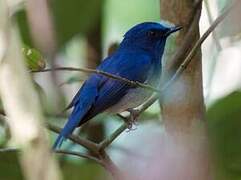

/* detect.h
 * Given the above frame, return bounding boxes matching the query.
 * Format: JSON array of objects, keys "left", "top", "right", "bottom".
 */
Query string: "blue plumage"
[{"left": 53, "top": 22, "right": 182, "bottom": 149}]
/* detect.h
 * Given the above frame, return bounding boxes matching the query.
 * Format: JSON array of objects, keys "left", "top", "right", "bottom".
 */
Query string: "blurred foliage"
[
  {"left": 60, "top": 160, "right": 108, "bottom": 180},
  {"left": 15, "top": 0, "right": 104, "bottom": 50},
  {"left": 104, "top": 0, "right": 159, "bottom": 30},
  {"left": 103, "top": 0, "right": 160, "bottom": 47},
  {"left": 107, "top": 42, "right": 119, "bottom": 56},
  {"left": 50, "top": 0, "right": 103, "bottom": 47},
  {"left": 0, "top": 152, "right": 23, "bottom": 180},
  {"left": 22, "top": 45, "right": 46, "bottom": 71},
  {"left": 0, "top": 151, "right": 108, "bottom": 180},
  {"left": 15, "top": 11, "right": 34, "bottom": 47},
  {"left": 207, "top": 91, "right": 241, "bottom": 180}
]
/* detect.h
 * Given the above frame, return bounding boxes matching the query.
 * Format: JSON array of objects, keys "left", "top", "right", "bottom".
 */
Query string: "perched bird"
[{"left": 53, "top": 22, "right": 182, "bottom": 149}]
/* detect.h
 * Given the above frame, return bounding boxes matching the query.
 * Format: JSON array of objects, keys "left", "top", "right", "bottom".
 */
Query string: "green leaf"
[
  {"left": 207, "top": 91, "right": 241, "bottom": 180},
  {"left": 22, "top": 45, "right": 46, "bottom": 71}
]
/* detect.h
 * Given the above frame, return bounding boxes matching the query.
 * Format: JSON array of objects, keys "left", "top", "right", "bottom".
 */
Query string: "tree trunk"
[{"left": 160, "top": 0, "right": 211, "bottom": 179}]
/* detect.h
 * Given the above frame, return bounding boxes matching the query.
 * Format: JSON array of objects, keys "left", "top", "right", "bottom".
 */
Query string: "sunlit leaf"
[{"left": 22, "top": 45, "right": 46, "bottom": 71}]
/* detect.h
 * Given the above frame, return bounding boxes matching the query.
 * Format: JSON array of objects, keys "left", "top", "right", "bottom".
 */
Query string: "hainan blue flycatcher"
[{"left": 53, "top": 22, "right": 182, "bottom": 149}]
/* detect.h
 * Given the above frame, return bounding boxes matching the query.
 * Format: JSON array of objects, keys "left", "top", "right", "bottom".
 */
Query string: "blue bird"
[{"left": 53, "top": 22, "right": 182, "bottom": 149}]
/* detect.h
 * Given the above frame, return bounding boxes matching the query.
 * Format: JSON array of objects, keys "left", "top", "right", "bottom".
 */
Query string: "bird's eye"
[{"left": 147, "top": 31, "right": 158, "bottom": 37}]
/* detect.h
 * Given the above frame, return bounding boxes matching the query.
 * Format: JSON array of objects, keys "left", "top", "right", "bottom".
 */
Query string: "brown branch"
[
  {"left": 47, "top": 122, "right": 122, "bottom": 178},
  {"left": 0, "top": 147, "right": 103, "bottom": 167},
  {"left": 98, "top": 123, "right": 127, "bottom": 150},
  {"left": 0, "top": 147, "right": 118, "bottom": 179},
  {"left": 54, "top": 150, "right": 103, "bottom": 165},
  {"left": 100, "top": 150, "right": 123, "bottom": 180},
  {"left": 31, "top": 67, "right": 161, "bottom": 93},
  {"left": 47, "top": 123, "right": 99, "bottom": 155}
]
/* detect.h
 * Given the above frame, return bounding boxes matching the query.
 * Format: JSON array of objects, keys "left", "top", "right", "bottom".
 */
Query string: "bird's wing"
[
  {"left": 64, "top": 56, "right": 113, "bottom": 111},
  {"left": 81, "top": 52, "right": 154, "bottom": 122},
  {"left": 53, "top": 75, "right": 100, "bottom": 149}
]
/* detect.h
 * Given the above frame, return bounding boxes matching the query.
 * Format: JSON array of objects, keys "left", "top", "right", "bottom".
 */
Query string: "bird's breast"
[{"left": 105, "top": 88, "right": 153, "bottom": 114}]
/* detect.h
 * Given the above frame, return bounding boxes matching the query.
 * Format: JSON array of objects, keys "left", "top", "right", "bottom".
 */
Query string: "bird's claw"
[{"left": 124, "top": 109, "right": 139, "bottom": 131}]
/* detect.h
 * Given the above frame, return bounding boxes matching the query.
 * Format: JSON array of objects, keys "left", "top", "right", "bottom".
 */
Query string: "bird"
[{"left": 53, "top": 22, "right": 182, "bottom": 149}]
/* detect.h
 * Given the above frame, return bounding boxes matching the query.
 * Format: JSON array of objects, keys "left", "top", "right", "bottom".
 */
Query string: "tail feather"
[
  {"left": 53, "top": 81, "right": 98, "bottom": 149},
  {"left": 53, "top": 135, "right": 65, "bottom": 149},
  {"left": 52, "top": 106, "right": 84, "bottom": 149},
  {"left": 53, "top": 101, "right": 95, "bottom": 149}
]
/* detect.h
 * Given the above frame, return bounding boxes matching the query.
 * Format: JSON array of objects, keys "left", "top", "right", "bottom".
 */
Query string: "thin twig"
[
  {"left": 99, "top": 123, "right": 127, "bottom": 150},
  {"left": 204, "top": 0, "right": 222, "bottom": 51},
  {"left": 204, "top": 0, "right": 223, "bottom": 101},
  {"left": 0, "top": 115, "right": 100, "bottom": 156},
  {"left": 0, "top": 147, "right": 103, "bottom": 167},
  {"left": 32, "top": 67, "right": 161, "bottom": 93},
  {"left": 54, "top": 150, "right": 103, "bottom": 165}
]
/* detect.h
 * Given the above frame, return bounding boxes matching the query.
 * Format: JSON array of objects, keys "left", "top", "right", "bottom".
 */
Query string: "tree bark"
[
  {"left": 160, "top": 0, "right": 211, "bottom": 179},
  {"left": 0, "top": 1, "right": 61, "bottom": 180}
]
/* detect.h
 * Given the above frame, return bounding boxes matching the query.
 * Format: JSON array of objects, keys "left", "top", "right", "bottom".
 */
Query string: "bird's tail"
[
  {"left": 52, "top": 105, "right": 88, "bottom": 150},
  {"left": 53, "top": 135, "right": 65, "bottom": 149},
  {"left": 53, "top": 112, "right": 81, "bottom": 150},
  {"left": 53, "top": 83, "right": 97, "bottom": 150}
]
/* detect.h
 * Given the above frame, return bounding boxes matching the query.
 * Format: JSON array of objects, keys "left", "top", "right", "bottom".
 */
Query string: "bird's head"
[{"left": 121, "top": 22, "right": 182, "bottom": 53}]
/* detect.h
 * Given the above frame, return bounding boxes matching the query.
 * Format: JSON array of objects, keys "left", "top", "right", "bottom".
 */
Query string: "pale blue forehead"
[{"left": 124, "top": 22, "right": 173, "bottom": 38}]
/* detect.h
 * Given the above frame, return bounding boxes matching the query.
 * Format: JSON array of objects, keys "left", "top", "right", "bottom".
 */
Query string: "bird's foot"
[{"left": 124, "top": 108, "right": 139, "bottom": 131}]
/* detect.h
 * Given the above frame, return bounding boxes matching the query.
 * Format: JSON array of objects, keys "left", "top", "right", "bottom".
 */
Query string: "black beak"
[{"left": 165, "top": 25, "right": 182, "bottom": 36}]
